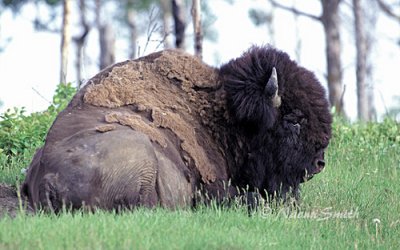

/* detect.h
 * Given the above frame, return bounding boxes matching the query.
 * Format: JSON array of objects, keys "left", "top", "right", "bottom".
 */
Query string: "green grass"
[
  {"left": 0, "top": 151, "right": 33, "bottom": 185},
  {"left": 0, "top": 206, "right": 397, "bottom": 249},
  {"left": 0, "top": 118, "right": 399, "bottom": 249}
]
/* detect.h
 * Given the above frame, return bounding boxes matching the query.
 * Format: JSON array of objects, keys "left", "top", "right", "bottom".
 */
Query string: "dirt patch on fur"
[
  {"left": 151, "top": 108, "right": 216, "bottom": 182},
  {"left": 104, "top": 111, "right": 167, "bottom": 148},
  {"left": 83, "top": 49, "right": 218, "bottom": 110},
  {"left": 82, "top": 50, "right": 223, "bottom": 183}
]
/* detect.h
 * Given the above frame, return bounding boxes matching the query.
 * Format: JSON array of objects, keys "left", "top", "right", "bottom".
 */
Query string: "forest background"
[{"left": 0, "top": 0, "right": 400, "bottom": 121}]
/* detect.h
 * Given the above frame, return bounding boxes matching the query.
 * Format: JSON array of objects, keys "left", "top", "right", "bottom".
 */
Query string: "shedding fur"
[
  {"left": 104, "top": 111, "right": 168, "bottom": 148},
  {"left": 84, "top": 49, "right": 221, "bottom": 184},
  {"left": 151, "top": 108, "right": 217, "bottom": 183}
]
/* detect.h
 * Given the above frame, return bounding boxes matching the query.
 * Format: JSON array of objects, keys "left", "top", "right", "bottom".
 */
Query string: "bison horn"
[{"left": 264, "top": 67, "right": 281, "bottom": 108}]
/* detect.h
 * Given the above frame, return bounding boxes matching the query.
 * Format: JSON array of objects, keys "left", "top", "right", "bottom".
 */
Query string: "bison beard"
[{"left": 20, "top": 45, "right": 332, "bottom": 213}]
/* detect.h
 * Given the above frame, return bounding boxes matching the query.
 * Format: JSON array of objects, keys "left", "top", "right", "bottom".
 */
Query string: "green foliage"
[
  {"left": 1, "top": 0, "right": 60, "bottom": 9},
  {"left": 201, "top": 0, "right": 218, "bottom": 43},
  {"left": 48, "top": 82, "right": 76, "bottom": 113},
  {"left": 249, "top": 8, "right": 273, "bottom": 26},
  {"left": 44, "top": 0, "right": 61, "bottom": 6},
  {"left": 0, "top": 107, "right": 51, "bottom": 156},
  {"left": 1, "top": 0, "right": 27, "bottom": 9},
  {"left": 331, "top": 115, "right": 400, "bottom": 152},
  {"left": 0, "top": 83, "right": 76, "bottom": 159},
  {"left": 1, "top": 0, "right": 59, "bottom": 13},
  {"left": 127, "top": 0, "right": 155, "bottom": 11}
]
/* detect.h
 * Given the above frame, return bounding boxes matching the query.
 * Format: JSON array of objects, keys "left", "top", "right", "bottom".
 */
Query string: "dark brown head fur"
[{"left": 219, "top": 45, "right": 332, "bottom": 199}]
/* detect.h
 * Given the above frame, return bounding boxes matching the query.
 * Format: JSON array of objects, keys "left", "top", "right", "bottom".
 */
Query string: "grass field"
[{"left": 0, "top": 117, "right": 399, "bottom": 249}]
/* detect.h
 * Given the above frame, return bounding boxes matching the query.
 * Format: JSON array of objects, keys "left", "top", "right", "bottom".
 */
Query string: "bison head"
[{"left": 219, "top": 45, "right": 332, "bottom": 200}]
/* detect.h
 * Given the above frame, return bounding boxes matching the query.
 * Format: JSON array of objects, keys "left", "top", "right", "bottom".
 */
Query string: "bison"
[{"left": 21, "top": 46, "right": 332, "bottom": 212}]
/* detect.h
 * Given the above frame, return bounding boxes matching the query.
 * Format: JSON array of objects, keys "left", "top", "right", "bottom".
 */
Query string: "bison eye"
[
  {"left": 287, "top": 122, "right": 300, "bottom": 135},
  {"left": 292, "top": 123, "right": 300, "bottom": 135}
]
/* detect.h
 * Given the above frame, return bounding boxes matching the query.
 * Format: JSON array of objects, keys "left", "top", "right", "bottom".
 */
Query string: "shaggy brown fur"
[{"left": 20, "top": 46, "right": 332, "bottom": 212}]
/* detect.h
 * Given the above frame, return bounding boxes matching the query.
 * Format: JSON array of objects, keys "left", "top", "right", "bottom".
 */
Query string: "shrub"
[
  {"left": 331, "top": 116, "right": 400, "bottom": 151},
  {"left": 0, "top": 83, "right": 76, "bottom": 158}
]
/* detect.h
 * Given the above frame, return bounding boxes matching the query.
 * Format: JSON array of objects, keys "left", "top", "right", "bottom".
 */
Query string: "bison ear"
[{"left": 264, "top": 67, "right": 281, "bottom": 108}]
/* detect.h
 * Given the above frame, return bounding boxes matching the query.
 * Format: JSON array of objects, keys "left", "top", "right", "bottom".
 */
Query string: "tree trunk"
[
  {"left": 269, "top": 0, "right": 345, "bottom": 116},
  {"left": 126, "top": 0, "right": 138, "bottom": 59},
  {"left": 96, "top": 0, "right": 115, "bottom": 70},
  {"left": 99, "top": 24, "right": 115, "bottom": 70},
  {"left": 353, "top": 0, "right": 368, "bottom": 121},
  {"left": 367, "top": 63, "right": 376, "bottom": 121},
  {"left": 74, "top": 0, "right": 90, "bottom": 88},
  {"left": 160, "top": 0, "right": 172, "bottom": 49},
  {"left": 191, "top": 0, "right": 202, "bottom": 58},
  {"left": 60, "top": 0, "right": 71, "bottom": 84},
  {"left": 366, "top": 1, "right": 378, "bottom": 121},
  {"left": 172, "top": 0, "right": 186, "bottom": 49},
  {"left": 321, "top": 0, "right": 345, "bottom": 116}
]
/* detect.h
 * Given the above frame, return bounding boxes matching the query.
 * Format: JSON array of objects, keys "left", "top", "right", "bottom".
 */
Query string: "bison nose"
[
  {"left": 312, "top": 159, "right": 325, "bottom": 175},
  {"left": 317, "top": 160, "right": 325, "bottom": 168}
]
